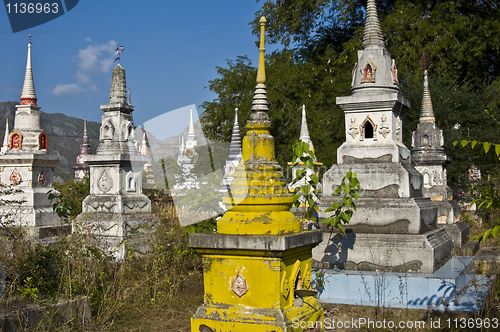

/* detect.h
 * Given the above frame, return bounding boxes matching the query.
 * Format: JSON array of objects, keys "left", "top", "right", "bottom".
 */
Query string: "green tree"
[
  {"left": 202, "top": 0, "right": 500, "bottom": 188},
  {"left": 53, "top": 176, "right": 90, "bottom": 219}
]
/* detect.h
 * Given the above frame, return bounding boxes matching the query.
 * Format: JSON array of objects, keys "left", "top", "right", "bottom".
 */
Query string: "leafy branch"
[
  {"left": 454, "top": 109, "right": 500, "bottom": 242},
  {"left": 322, "top": 171, "right": 360, "bottom": 239},
  {"left": 290, "top": 140, "right": 320, "bottom": 226}
]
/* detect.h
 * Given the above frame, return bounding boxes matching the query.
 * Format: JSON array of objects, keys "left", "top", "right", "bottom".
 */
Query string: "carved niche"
[
  {"left": 391, "top": 59, "right": 399, "bottom": 85},
  {"left": 360, "top": 115, "right": 377, "bottom": 141},
  {"left": 360, "top": 58, "right": 376, "bottom": 83},
  {"left": 226, "top": 162, "right": 236, "bottom": 176},
  {"left": 126, "top": 171, "right": 136, "bottom": 192},
  {"left": 9, "top": 129, "right": 22, "bottom": 150},
  {"left": 101, "top": 121, "right": 115, "bottom": 140},
  {"left": 38, "top": 130, "right": 48, "bottom": 150}
]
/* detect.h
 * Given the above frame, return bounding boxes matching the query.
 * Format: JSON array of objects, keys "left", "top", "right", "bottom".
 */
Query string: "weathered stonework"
[
  {"left": 411, "top": 71, "right": 469, "bottom": 249},
  {"left": 77, "top": 64, "right": 155, "bottom": 259},
  {"left": 0, "top": 38, "right": 64, "bottom": 239},
  {"left": 190, "top": 17, "right": 323, "bottom": 331},
  {"left": 318, "top": 0, "right": 452, "bottom": 273}
]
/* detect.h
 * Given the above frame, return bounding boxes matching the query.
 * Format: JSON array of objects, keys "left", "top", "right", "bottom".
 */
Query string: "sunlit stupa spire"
[
  {"left": 218, "top": 16, "right": 300, "bottom": 235},
  {"left": 228, "top": 108, "right": 242, "bottom": 160},
  {"left": 362, "top": 0, "right": 385, "bottom": 49},
  {"left": 1, "top": 119, "right": 9, "bottom": 153},
  {"left": 420, "top": 70, "right": 435, "bottom": 122},
  {"left": 20, "top": 35, "right": 37, "bottom": 105}
]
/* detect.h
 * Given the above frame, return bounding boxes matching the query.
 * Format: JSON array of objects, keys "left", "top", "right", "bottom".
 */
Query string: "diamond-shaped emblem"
[{"left": 232, "top": 272, "right": 248, "bottom": 297}]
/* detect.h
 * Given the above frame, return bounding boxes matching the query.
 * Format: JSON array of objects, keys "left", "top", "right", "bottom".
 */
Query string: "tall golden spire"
[
  {"left": 217, "top": 16, "right": 300, "bottom": 235},
  {"left": 256, "top": 16, "right": 266, "bottom": 84}
]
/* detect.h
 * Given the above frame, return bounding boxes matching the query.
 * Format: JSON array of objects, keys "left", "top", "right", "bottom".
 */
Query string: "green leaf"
[
  {"left": 483, "top": 229, "right": 493, "bottom": 242},
  {"left": 461, "top": 140, "right": 469, "bottom": 147},
  {"left": 496, "top": 144, "right": 500, "bottom": 157},
  {"left": 484, "top": 142, "right": 491, "bottom": 154},
  {"left": 471, "top": 140, "right": 478, "bottom": 149},
  {"left": 492, "top": 225, "right": 500, "bottom": 238}
]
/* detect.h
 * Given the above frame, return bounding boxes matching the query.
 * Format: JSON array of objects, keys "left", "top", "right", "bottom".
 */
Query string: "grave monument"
[
  {"left": 0, "top": 36, "right": 63, "bottom": 238},
  {"left": 411, "top": 70, "right": 469, "bottom": 249},
  {"left": 190, "top": 17, "right": 324, "bottom": 331},
  {"left": 221, "top": 108, "right": 242, "bottom": 191},
  {"left": 73, "top": 118, "right": 91, "bottom": 181},
  {"left": 317, "top": 0, "right": 452, "bottom": 273},
  {"left": 77, "top": 63, "right": 153, "bottom": 259}
]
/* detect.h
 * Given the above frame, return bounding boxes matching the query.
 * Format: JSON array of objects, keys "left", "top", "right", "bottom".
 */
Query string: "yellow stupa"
[{"left": 189, "top": 17, "right": 324, "bottom": 331}]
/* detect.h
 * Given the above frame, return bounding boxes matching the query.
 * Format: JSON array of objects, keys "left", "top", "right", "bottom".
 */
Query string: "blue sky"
[{"left": 0, "top": 0, "right": 278, "bottom": 137}]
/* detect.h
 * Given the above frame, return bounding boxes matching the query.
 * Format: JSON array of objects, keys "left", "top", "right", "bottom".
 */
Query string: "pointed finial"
[
  {"left": 82, "top": 117, "right": 89, "bottom": 145},
  {"left": 228, "top": 108, "right": 242, "bottom": 159},
  {"left": 2, "top": 119, "right": 9, "bottom": 151},
  {"left": 140, "top": 129, "right": 148, "bottom": 155},
  {"left": 188, "top": 106, "right": 195, "bottom": 137},
  {"left": 256, "top": 16, "right": 266, "bottom": 84},
  {"left": 362, "top": 0, "right": 385, "bottom": 49},
  {"left": 420, "top": 70, "right": 435, "bottom": 122},
  {"left": 109, "top": 64, "right": 128, "bottom": 104},
  {"left": 20, "top": 34, "right": 37, "bottom": 105},
  {"left": 250, "top": 17, "right": 269, "bottom": 116},
  {"left": 300, "top": 105, "right": 311, "bottom": 143}
]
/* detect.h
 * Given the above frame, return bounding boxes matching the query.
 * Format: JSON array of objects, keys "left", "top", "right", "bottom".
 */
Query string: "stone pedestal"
[
  {"left": 190, "top": 231, "right": 323, "bottom": 331},
  {"left": 313, "top": 228, "right": 452, "bottom": 273}
]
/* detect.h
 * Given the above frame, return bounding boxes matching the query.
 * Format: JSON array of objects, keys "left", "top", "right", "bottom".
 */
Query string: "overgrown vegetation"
[{"left": 0, "top": 183, "right": 210, "bottom": 331}]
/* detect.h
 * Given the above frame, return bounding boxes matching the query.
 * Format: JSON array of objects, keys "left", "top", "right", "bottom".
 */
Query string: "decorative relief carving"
[
  {"left": 123, "top": 202, "right": 149, "bottom": 212},
  {"left": 391, "top": 59, "right": 399, "bottom": 85},
  {"left": 38, "top": 168, "right": 47, "bottom": 186},
  {"left": 98, "top": 169, "right": 113, "bottom": 193},
  {"left": 360, "top": 58, "right": 376, "bottom": 83},
  {"left": 432, "top": 170, "right": 443, "bottom": 185},
  {"left": 38, "top": 129, "right": 48, "bottom": 150},
  {"left": 396, "top": 117, "right": 401, "bottom": 140},
  {"left": 378, "top": 114, "right": 390, "bottom": 138},
  {"left": 9, "top": 168, "right": 22, "bottom": 185},
  {"left": 348, "top": 117, "right": 358, "bottom": 139},
  {"left": 281, "top": 271, "right": 290, "bottom": 299},
  {"left": 232, "top": 271, "right": 248, "bottom": 297},
  {"left": 302, "top": 263, "right": 311, "bottom": 289},
  {"left": 351, "top": 62, "right": 357, "bottom": 87}
]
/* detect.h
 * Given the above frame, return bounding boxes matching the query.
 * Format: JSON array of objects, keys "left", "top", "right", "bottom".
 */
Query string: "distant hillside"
[
  {"left": 0, "top": 101, "right": 223, "bottom": 183},
  {"left": 0, "top": 101, "right": 101, "bottom": 181}
]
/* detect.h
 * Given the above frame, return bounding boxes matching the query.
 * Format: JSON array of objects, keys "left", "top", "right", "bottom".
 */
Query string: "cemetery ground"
[{"left": 0, "top": 193, "right": 499, "bottom": 331}]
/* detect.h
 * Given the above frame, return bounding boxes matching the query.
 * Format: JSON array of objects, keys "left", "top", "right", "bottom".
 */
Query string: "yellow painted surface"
[
  {"left": 431, "top": 195, "right": 444, "bottom": 201},
  {"left": 191, "top": 15, "right": 323, "bottom": 332},
  {"left": 191, "top": 247, "right": 324, "bottom": 331}
]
